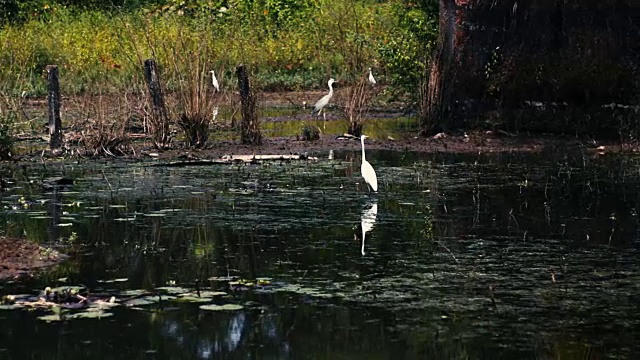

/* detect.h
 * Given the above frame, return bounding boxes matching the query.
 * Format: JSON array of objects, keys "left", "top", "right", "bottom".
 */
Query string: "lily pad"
[
  {"left": 199, "top": 304, "right": 244, "bottom": 311},
  {"left": 68, "top": 310, "right": 114, "bottom": 319},
  {"left": 97, "top": 278, "right": 128, "bottom": 284},
  {"left": 38, "top": 310, "right": 113, "bottom": 322},
  {"left": 207, "top": 276, "right": 237, "bottom": 282},
  {"left": 38, "top": 314, "right": 63, "bottom": 322},
  {"left": 269, "top": 284, "right": 334, "bottom": 298},
  {"left": 123, "top": 296, "right": 160, "bottom": 307},
  {"left": 174, "top": 296, "right": 212, "bottom": 303},
  {"left": 178, "top": 291, "right": 227, "bottom": 298},
  {"left": 0, "top": 304, "right": 23, "bottom": 310},
  {"left": 47, "top": 286, "right": 85, "bottom": 294},
  {"left": 256, "top": 278, "right": 272, "bottom": 285},
  {"left": 119, "top": 289, "right": 148, "bottom": 297},
  {"left": 155, "top": 286, "right": 190, "bottom": 295}
]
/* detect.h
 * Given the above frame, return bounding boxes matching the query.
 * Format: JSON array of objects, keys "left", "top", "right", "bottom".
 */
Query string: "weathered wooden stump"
[
  {"left": 144, "top": 59, "right": 170, "bottom": 148},
  {"left": 235, "top": 65, "right": 261, "bottom": 145},
  {"left": 46, "top": 65, "right": 62, "bottom": 150}
]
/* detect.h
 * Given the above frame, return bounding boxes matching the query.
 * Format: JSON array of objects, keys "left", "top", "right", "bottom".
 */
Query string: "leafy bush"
[
  {"left": 0, "top": 100, "right": 15, "bottom": 160},
  {"left": 377, "top": 1, "right": 438, "bottom": 98}
]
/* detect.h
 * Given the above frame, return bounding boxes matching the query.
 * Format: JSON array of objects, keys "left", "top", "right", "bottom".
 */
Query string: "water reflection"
[
  {"left": 2, "top": 151, "right": 640, "bottom": 358},
  {"left": 359, "top": 199, "right": 378, "bottom": 256}
]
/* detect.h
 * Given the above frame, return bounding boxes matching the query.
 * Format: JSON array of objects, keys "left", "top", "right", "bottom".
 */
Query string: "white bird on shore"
[
  {"left": 368, "top": 68, "right": 376, "bottom": 85},
  {"left": 360, "top": 135, "right": 378, "bottom": 193},
  {"left": 209, "top": 70, "right": 220, "bottom": 92},
  {"left": 312, "top": 78, "right": 336, "bottom": 121},
  {"left": 212, "top": 105, "right": 219, "bottom": 121}
]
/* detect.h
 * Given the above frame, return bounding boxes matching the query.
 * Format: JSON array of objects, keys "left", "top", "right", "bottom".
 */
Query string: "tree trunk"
[
  {"left": 143, "top": 59, "right": 170, "bottom": 149},
  {"left": 46, "top": 65, "right": 62, "bottom": 150},
  {"left": 420, "top": 0, "right": 462, "bottom": 136},
  {"left": 236, "top": 65, "right": 262, "bottom": 145}
]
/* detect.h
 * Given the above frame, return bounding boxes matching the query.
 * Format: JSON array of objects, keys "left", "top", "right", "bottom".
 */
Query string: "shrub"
[
  {"left": 377, "top": 1, "right": 438, "bottom": 99},
  {"left": 344, "top": 75, "right": 380, "bottom": 137},
  {"left": 0, "top": 120, "right": 14, "bottom": 160}
]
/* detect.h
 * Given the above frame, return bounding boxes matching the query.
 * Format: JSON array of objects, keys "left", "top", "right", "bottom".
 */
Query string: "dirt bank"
[
  {"left": 137, "top": 130, "right": 611, "bottom": 162},
  {"left": 0, "top": 237, "right": 66, "bottom": 280}
]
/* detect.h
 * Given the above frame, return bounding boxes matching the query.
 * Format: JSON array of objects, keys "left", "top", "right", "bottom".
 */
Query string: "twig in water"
[
  {"left": 435, "top": 240, "right": 458, "bottom": 264},
  {"left": 488, "top": 285, "right": 497, "bottom": 308},
  {"left": 102, "top": 171, "right": 113, "bottom": 192}
]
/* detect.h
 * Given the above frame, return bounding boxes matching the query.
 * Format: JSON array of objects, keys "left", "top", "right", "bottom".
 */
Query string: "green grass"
[{"left": 0, "top": 0, "right": 428, "bottom": 96}]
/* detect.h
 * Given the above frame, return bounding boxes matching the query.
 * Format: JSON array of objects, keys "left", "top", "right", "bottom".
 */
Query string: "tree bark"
[
  {"left": 421, "top": 0, "right": 458, "bottom": 136},
  {"left": 236, "top": 65, "right": 262, "bottom": 145},
  {"left": 46, "top": 65, "right": 62, "bottom": 150},
  {"left": 143, "top": 59, "right": 170, "bottom": 149}
]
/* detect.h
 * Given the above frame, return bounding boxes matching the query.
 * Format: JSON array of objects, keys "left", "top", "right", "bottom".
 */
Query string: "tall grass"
[
  {"left": 0, "top": 93, "right": 17, "bottom": 159},
  {"left": 344, "top": 75, "right": 380, "bottom": 137},
  {"left": 167, "top": 22, "right": 220, "bottom": 148},
  {"left": 77, "top": 92, "right": 133, "bottom": 157},
  {"left": 0, "top": 0, "right": 406, "bottom": 96},
  {"left": 0, "top": 0, "right": 429, "bottom": 151}
]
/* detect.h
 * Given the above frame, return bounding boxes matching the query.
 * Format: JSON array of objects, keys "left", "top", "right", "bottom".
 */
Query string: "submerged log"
[{"left": 154, "top": 154, "right": 317, "bottom": 167}]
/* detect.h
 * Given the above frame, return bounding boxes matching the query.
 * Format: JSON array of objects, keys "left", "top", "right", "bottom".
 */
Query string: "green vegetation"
[
  {"left": 0, "top": 120, "right": 13, "bottom": 159},
  {"left": 0, "top": 0, "right": 437, "bottom": 150},
  {"left": 0, "top": 94, "right": 16, "bottom": 159},
  {"left": 0, "top": 0, "right": 437, "bottom": 96}
]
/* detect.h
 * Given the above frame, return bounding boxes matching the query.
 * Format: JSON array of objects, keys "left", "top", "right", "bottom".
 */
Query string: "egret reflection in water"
[{"left": 359, "top": 199, "right": 378, "bottom": 256}]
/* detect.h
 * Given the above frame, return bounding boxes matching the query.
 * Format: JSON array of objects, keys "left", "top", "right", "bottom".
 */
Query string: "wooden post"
[
  {"left": 46, "top": 65, "right": 62, "bottom": 150},
  {"left": 235, "top": 65, "right": 261, "bottom": 145},
  {"left": 143, "top": 59, "right": 170, "bottom": 148}
]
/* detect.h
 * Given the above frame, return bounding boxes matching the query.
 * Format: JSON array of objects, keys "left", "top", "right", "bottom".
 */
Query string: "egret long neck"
[
  {"left": 328, "top": 82, "right": 334, "bottom": 96},
  {"left": 361, "top": 137, "right": 366, "bottom": 161}
]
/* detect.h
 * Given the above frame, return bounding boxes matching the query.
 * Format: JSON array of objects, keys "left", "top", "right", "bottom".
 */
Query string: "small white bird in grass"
[
  {"left": 368, "top": 67, "right": 376, "bottom": 85},
  {"left": 212, "top": 105, "right": 219, "bottom": 122},
  {"left": 312, "top": 78, "right": 336, "bottom": 121},
  {"left": 209, "top": 70, "right": 220, "bottom": 92},
  {"left": 360, "top": 135, "right": 378, "bottom": 193}
]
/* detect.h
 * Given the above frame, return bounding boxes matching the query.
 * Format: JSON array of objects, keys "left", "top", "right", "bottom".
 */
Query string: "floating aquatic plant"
[{"left": 199, "top": 304, "right": 244, "bottom": 311}]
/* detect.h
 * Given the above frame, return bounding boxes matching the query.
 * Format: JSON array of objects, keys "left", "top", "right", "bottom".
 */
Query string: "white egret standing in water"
[
  {"left": 360, "top": 135, "right": 378, "bottom": 193},
  {"left": 312, "top": 78, "right": 336, "bottom": 121},
  {"left": 360, "top": 199, "right": 378, "bottom": 256},
  {"left": 209, "top": 70, "right": 220, "bottom": 92},
  {"left": 368, "top": 68, "right": 376, "bottom": 85}
]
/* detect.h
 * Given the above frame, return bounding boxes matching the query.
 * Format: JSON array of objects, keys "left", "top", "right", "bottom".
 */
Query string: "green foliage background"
[{"left": 0, "top": 0, "right": 437, "bottom": 95}]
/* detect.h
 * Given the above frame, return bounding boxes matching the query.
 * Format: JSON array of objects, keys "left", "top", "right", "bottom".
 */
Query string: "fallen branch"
[{"left": 154, "top": 154, "right": 317, "bottom": 167}]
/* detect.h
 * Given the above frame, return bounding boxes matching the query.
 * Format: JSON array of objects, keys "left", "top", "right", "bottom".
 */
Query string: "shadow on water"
[{"left": 1, "top": 149, "right": 640, "bottom": 358}]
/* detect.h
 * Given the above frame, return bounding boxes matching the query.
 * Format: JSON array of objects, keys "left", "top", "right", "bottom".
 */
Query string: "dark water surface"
[{"left": 1, "top": 149, "right": 639, "bottom": 359}]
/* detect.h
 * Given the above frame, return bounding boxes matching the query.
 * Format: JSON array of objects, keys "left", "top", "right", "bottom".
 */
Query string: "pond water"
[{"left": 1, "top": 148, "right": 640, "bottom": 359}]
